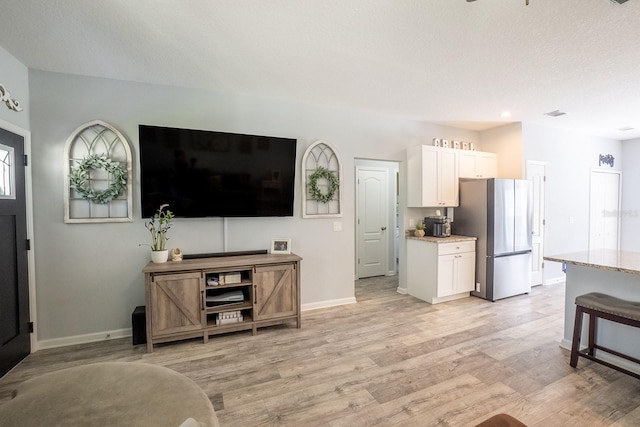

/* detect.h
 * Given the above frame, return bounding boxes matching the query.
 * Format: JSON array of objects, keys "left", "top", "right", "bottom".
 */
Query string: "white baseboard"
[
  {"left": 301, "top": 297, "right": 357, "bottom": 311},
  {"left": 38, "top": 300, "right": 358, "bottom": 349},
  {"left": 37, "top": 298, "right": 356, "bottom": 348},
  {"left": 37, "top": 328, "right": 132, "bottom": 351},
  {"left": 396, "top": 287, "right": 408, "bottom": 295},
  {"left": 545, "top": 276, "right": 566, "bottom": 286},
  {"left": 559, "top": 339, "right": 640, "bottom": 376}
]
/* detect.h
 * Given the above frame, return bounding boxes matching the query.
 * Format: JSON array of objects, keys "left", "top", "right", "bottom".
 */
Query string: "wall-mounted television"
[{"left": 139, "top": 125, "right": 297, "bottom": 218}]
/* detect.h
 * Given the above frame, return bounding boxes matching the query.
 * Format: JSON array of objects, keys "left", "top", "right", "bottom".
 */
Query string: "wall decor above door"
[{"left": 0, "top": 82, "right": 23, "bottom": 112}]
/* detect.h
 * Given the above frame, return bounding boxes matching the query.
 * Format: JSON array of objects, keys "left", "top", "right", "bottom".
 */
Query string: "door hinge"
[
  {"left": 24, "top": 154, "right": 28, "bottom": 166},
  {"left": 26, "top": 239, "right": 31, "bottom": 250},
  {"left": 543, "top": 219, "right": 546, "bottom": 226},
  {"left": 28, "top": 322, "right": 34, "bottom": 333},
  {"left": 542, "top": 262, "right": 545, "bottom": 268},
  {"left": 358, "top": 258, "right": 360, "bottom": 264}
]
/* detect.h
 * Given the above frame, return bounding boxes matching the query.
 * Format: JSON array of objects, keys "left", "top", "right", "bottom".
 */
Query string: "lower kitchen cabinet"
[
  {"left": 407, "top": 238, "right": 476, "bottom": 304},
  {"left": 143, "top": 253, "right": 301, "bottom": 352}
]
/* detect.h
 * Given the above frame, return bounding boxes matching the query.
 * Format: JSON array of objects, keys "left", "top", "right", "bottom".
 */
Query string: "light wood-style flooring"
[{"left": 1, "top": 277, "right": 639, "bottom": 426}]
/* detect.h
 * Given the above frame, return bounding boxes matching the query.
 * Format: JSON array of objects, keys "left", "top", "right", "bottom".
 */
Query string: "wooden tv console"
[{"left": 142, "top": 252, "right": 302, "bottom": 352}]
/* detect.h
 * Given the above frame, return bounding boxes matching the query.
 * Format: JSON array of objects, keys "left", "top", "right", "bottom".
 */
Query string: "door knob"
[{"left": 381, "top": 226, "right": 387, "bottom": 231}]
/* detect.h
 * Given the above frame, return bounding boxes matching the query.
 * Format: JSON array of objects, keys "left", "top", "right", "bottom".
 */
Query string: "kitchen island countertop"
[
  {"left": 544, "top": 249, "right": 640, "bottom": 374},
  {"left": 545, "top": 249, "right": 640, "bottom": 276}
]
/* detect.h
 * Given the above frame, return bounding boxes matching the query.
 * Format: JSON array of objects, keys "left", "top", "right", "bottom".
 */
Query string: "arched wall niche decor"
[
  {"left": 301, "top": 140, "right": 342, "bottom": 218},
  {"left": 63, "top": 120, "right": 133, "bottom": 223}
]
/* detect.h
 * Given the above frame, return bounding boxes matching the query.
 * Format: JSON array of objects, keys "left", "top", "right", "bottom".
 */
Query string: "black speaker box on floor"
[{"left": 132, "top": 306, "right": 146, "bottom": 345}]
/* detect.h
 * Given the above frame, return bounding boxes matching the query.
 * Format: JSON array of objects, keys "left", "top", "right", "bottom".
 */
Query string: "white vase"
[{"left": 151, "top": 249, "right": 169, "bottom": 263}]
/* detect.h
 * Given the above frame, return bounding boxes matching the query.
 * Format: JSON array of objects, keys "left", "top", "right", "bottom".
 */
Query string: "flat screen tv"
[{"left": 139, "top": 125, "right": 297, "bottom": 218}]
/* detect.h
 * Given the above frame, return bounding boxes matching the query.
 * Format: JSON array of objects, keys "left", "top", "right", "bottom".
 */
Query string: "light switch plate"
[{"left": 333, "top": 221, "right": 342, "bottom": 232}]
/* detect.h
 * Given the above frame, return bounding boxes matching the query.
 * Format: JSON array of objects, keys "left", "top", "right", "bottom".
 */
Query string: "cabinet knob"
[{"left": 381, "top": 226, "right": 387, "bottom": 231}]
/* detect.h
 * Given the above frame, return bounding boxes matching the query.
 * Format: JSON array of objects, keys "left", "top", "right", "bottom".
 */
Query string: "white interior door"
[
  {"left": 357, "top": 167, "right": 388, "bottom": 278},
  {"left": 526, "top": 161, "right": 546, "bottom": 286},
  {"left": 589, "top": 170, "right": 621, "bottom": 251}
]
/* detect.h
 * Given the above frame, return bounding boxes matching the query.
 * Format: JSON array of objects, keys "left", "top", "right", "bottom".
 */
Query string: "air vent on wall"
[{"left": 544, "top": 110, "right": 567, "bottom": 117}]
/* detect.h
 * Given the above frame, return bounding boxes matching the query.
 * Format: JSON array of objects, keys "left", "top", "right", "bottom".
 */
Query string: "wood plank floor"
[{"left": 2, "top": 277, "right": 639, "bottom": 426}]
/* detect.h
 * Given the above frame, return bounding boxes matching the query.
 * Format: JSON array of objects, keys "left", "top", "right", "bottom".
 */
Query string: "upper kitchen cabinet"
[
  {"left": 407, "top": 145, "right": 459, "bottom": 207},
  {"left": 459, "top": 150, "right": 497, "bottom": 179}
]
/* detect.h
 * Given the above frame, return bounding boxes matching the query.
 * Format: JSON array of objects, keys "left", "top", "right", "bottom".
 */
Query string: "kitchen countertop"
[
  {"left": 406, "top": 234, "right": 477, "bottom": 243},
  {"left": 544, "top": 250, "right": 640, "bottom": 276}
]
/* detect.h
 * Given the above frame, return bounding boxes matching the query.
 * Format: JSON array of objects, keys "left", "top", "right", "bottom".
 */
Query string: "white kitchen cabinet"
[
  {"left": 458, "top": 150, "right": 498, "bottom": 179},
  {"left": 407, "top": 238, "right": 476, "bottom": 304},
  {"left": 407, "top": 145, "right": 459, "bottom": 207}
]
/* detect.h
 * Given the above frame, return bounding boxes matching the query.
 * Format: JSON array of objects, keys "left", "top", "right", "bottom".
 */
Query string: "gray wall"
[
  {"left": 0, "top": 46, "right": 29, "bottom": 129},
  {"left": 522, "top": 122, "right": 622, "bottom": 280},
  {"left": 28, "top": 69, "right": 480, "bottom": 344},
  {"left": 621, "top": 138, "right": 640, "bottom": 251}
]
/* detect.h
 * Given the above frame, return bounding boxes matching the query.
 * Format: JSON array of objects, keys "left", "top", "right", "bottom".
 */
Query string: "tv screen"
[{"left": 139, "top": 125, "right": 297, "bottom": 218}]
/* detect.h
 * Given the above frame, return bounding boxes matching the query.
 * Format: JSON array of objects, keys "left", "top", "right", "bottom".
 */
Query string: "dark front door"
[{"left": 0, "top": 126, "right": 30, "bottom": 378}]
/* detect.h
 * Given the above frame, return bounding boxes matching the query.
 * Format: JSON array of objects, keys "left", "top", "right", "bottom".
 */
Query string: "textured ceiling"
[{"left": 2, "top": 0, "right": 640, "bottom": 139}]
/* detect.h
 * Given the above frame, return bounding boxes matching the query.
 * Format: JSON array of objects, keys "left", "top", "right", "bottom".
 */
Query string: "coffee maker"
[{"left": 424, "top": 216, "right": 451, "bottom": 238}]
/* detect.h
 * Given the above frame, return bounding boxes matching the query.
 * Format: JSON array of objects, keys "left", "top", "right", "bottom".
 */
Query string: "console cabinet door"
[
  {"left": 149, "top": 272, "right": 203, "bottom": 336},
  {"left": 254, "top": 264, "right": 297, "bottom": 320}
]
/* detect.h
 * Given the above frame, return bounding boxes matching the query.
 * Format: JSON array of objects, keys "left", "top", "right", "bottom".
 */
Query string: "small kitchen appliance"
[{"left": 424, "top": 216, "right": 451, "bottom": 238}]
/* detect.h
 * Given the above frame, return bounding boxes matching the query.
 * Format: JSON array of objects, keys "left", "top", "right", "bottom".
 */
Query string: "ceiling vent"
[
  {"left": 610, "top": 0, "right": 629, "bottom": 4},
  {"left": 544, "top": 110, "right": 567, "bottom": 117},
  {"left": 617, "top": 126, "right": 635, "bottom": 131}
]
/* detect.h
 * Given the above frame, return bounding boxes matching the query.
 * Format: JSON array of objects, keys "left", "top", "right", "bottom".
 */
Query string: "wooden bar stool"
[{"left": 570, "top": 292, "right": 640, "bottom": 380}]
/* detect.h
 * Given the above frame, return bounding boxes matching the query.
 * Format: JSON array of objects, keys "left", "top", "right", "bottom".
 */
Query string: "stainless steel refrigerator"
[{"left": 454, "top": 178, "right": 532, "bottom": 301}]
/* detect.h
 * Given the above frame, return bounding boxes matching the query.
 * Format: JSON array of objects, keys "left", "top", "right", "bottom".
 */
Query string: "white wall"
[
  {"left": 480, "top": 123, "right": 523, "bottom": 179},
  {"left": 522, "top": 123, "right": 622, "bottom": 282},
  {"left": 621, "top": 138, "right": 640, "bottom": 252},
  {"left": 28, "top": 70, "right": 480, "bottom": 344}
]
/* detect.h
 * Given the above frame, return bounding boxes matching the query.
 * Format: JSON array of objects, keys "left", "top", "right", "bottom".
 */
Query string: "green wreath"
[
  {"left": 69, "top": 154, "right": 127, "bottom": 204},
  {"left": 307, "top": 166, "right": 339, "bottom": 203}
]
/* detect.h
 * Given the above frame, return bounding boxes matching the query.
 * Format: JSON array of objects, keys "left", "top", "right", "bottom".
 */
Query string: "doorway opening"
[{"left": 354, "top": 159, "right": 399, "bottom": 280}]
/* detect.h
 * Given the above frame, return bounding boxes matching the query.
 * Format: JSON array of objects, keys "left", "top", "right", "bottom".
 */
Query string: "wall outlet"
[
  {"left": 475, "top": 282, "right": 481, "bottom": 292},
  {"left": 333, "top": 221, "right": 342, "bottom": 232},
  {"left": 409, "top": 218, "right": 415, "bottom": 227}
]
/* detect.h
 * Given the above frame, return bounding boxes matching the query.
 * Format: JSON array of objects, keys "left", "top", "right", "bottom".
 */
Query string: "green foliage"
[
  {"left": 145, "top": 204, "right": 174, "bottom": 251},
  {"left": 307, "top": 166, "right": 339, "bottom": 204},
  {"left": 69, "top": 154, "right": 127, "bottom": 204}
]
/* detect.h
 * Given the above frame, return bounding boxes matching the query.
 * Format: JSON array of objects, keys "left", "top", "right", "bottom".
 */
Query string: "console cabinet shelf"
[{"left": 143, "top": 253, "right": 302, "bottom": 352}]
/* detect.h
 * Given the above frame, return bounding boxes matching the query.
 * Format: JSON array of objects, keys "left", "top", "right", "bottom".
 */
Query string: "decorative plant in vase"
[
  {"left": 143, "top": 204, "right": 175, "bottom": 263},
  {"left": 414, "top": 221, "right": 425, "bottom": 237}
]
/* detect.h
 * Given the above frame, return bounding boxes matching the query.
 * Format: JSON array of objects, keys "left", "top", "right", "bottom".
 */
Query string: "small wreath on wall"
[
  {"left": 307, "top": 166, "right": 340, "bottom": 204},
  {"left": 69, "top": 154, "right": 127, "bottom": 204}
]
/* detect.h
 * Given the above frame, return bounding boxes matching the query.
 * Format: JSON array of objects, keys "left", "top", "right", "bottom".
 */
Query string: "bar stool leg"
[
  {"left": 587, "top": 312, "right": 597, "bottom": 357},
  {"left": 570, "top": 305, "right": 584, "bottom": 368}
]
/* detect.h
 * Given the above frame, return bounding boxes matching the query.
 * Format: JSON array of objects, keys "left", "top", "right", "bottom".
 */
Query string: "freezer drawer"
[{"left": 488, "top": 252, "right": 532, "bottom": 301}]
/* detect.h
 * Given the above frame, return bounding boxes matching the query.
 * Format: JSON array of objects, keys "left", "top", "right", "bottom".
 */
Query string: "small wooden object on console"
[{"left": 143, "top": 252, "right": 302, "bottom": 352}]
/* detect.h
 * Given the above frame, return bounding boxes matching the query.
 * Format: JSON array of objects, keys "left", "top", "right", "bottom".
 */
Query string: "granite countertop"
[
  {"left": 544, "top": 250, "right": 640, "bottom": 276},
  {"left": 406, "top": 234, "right": 477, "bottom": 243}
]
